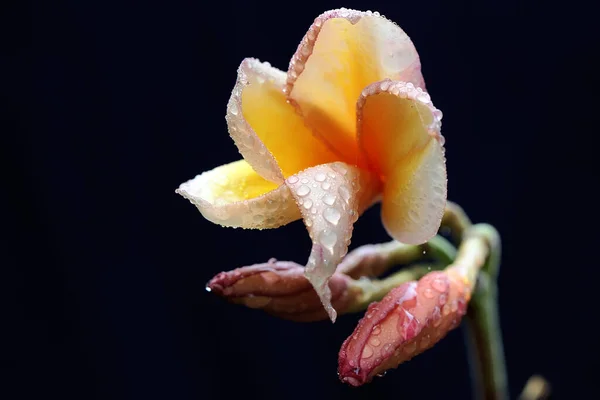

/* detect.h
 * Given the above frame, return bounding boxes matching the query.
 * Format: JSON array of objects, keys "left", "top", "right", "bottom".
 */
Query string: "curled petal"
[
  {"left": 207, "top": 260, "right": 355, "bottom": 322},
  {"left": 228, "top": 58, "right": 338, "bottom": 182},
  {"left": 176, "top": 160, "right": 301, "bottom": 229},
  {"left": 286, "top": 8, "right": 424, "bottom": 161},
  {"left": 285, "top": 162, "right": 381, "bottom": 322},
  {"left": 357, "top": 80, "right": 447, "bottom": 245},
  {"left": 338, "top": 271, "right": 468, "bottom": 386}
]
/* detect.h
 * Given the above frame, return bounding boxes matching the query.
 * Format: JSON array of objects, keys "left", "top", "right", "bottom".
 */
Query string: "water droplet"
[
  {"left": 324, "top": 207, "right": 341, "bottom": 225},
  {"left": 319, "top": 230, "right": 337, "bottom": 249},
  {"left": 432, "top": 306, "right": 442, "bottom": 327},
  {"left": 404, "top": 341, "right": 417, "bottom": 354},
  {"left": 303, "top": 199, "right": 313, "bottom": 209},
  {"left": 362, "top": 346, "right": 373, "bottom": 359},
  {"left": 241, "top": 134, "right": 255, "bottom": 148},
  {"left": 287, "top": 176, "right": 299, "bottom": 184},
  {"left": 431, "top": 278, "right": 448, "bottom": 293},
  {"left": 315, "top": 172, "right": 327, "bottom": 182},
  {"left": 442, "top": 304, "right": 450, "bottom": 316},
  {"left": 296, "top": 185, "right": 311, "bottom": 197},
  {"left": 423, "top": 288, "right": 435, "bottom": 299},
  {"left": 372, "top": 325, "right": 381, "bottom": 335},
  {"left": 327, "top": 171, "right": 336, "bottom": 178},
  {"left": 253, "top": 214, "right": 264, "bottom": 222},
  {"left": 383, "top": 343, "right": 394, "bottom": 354},
  {"left": 301, "top": 178, "right": 309, "bottom": 184},
  {"left": 451, "top": 300, "right": 458, "bottom": 313},
  {"left": 369, "top": 338, "right": 381, "bottom": 347},
  {"left": 323, "top": 194, "right": 336, "bottom": 205},
  {"left": 439, "top": 294, "right": 447, "bottom": 305},
  {"left": 338, "top": 186, "right": 351, "bottom": 203},
  {"left": 376, "top": 371, "right": 387, "bottom": 378},
  {"left": 230, "top": 102, "right": 239, "bottom": 115},
  {"left": 420, "top": 334, "right": 431, "bottom": 349},
  {"left": 321, "top": 182, "right": 331, "bottom": 190},
  {"left": 408, "top": 209, "right": 419, "bottom": 222},
  {"left": 205, "top": 286, "right": 212, "bottom": 292}
]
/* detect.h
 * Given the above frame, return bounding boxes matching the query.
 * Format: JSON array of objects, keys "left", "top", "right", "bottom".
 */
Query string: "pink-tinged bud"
[
  {"left": 207, "top": 259, "right": 354, "bottom": 322},
  {"left": 338, "top": 271, "right": 469, "bottom": 386}
]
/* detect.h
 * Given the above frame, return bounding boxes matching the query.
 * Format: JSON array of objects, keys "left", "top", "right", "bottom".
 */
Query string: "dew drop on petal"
[
  {"left": 315, "top": 172, "right": 327, "bottom": 182},
  {"left": 369, "top": 337, "right": 381, "bottom": 347},
  {"left": 362, "top": 346, "right": 374, "bottom": 359},
  {"left": 420, "top": 334, "right": 431, "bottom": 350},
  {"left": 323, "top": 207, "right": 341, "bottom": 225},
  {"left": 323, "top": 193, "right": 336, "bottom": 206},
  {"left": 230, "top": 102, "right": 239, "bottom": 116},
  {"left": 296, "top": 185, "right": 311, "bottom": 197},
  {"left": 338, "top": 186, "right": 351, "bottom": 203},
  {"left": 383, "top": 343, "right": 394, "bottom": 355},
  {"left": 404, "top": 341, "right": 417, "bottom": 354},
  {"left": 303, "top": 199, "right": 313, "bottom": 209},
  {"left": 439, "top": 294, "right": 447, "bottom": 305},
  {"left": 319, "top": 230, "right": 337, "bottom": 250},
  {"left": 451, "top": 300, "right": 458, "bottom": 313},
  {"left": 423, "top": 288, "right": 435, "bottom": 299},
  {"left": 372, "top": 325, "right": 381, "bottom": 335},
  {"left": 431, "top": 278, "right": 448, "bottom": 293}
]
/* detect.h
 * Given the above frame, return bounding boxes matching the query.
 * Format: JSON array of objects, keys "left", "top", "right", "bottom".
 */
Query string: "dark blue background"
[{"left": 6, "top": 0, "right": 599, "bottom": 399}]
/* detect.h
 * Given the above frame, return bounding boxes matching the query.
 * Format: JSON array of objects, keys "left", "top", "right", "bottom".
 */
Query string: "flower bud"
[
  {"left": 207, "top": 259, "right": 355, "bottom": 322},
  {"left": 338, "top": 270, "right": 469, "bottom": 386}
]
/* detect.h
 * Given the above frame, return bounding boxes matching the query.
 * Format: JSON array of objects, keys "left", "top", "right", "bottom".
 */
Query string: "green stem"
[
  {"left": 441, "top": 201, "right": 473, "bottom": 243},
  {"left": 463, "top": 224, "right": 508, "bottom": 400},
  {"left": 347, "top": 263, "right": 440, "bottom": 313},
  {"left": 346, "top": 235, "right": 457, "bottom": 313}
]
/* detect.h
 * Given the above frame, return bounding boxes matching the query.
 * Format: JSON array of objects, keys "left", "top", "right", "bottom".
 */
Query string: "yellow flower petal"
[
  {"left": 286, "top": 9, "right": 424, "bottom": 162},
  {"left": 228, "top": 58, "right": 338, "bottom": 183},
  {"left": 285, "top": 162, "right": 381, "bottom": 321},
  {"left": 357, "top": 80, "right": 446, "bottom": 245},
  {"left": 176, "top": 160, "right": 301, "bottom": 229}
]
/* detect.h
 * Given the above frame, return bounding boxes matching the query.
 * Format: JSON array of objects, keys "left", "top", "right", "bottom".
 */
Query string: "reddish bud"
[
  {"left": 207, "top": 259, "right": 354, "bottom": 322},
  {"left": 338, "top": 270, "right": 469, "bottom": 386}
]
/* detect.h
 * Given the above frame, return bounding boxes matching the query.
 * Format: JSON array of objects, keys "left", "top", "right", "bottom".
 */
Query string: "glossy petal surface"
[
  {"left": 381, "top": 139, "right": 446, "bottom": 244},
  {"left": 357, "top": 80, "right": 446, "bottom": 245},
  {"left": 287, "top": 9, "right": 424, "bottom": 161},
  {"left": 228, "top": 58, "right": 338, "bottom": 182},
  {"left": 176, "top": 160, "right": 301, "bottom": 229},
  {"left": 285, "top": 162, "right": 380, "bottom": 321}
]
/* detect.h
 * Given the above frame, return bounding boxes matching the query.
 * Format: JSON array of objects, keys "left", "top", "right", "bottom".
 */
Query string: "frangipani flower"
[{"left": 176, "top": 8, "right": 447, "bottom": 321}]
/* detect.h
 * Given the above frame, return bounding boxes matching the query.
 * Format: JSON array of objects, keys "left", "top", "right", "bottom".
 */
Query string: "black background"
[{"left": 6, "top": 0, "right": 599, "bottom": 399}]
